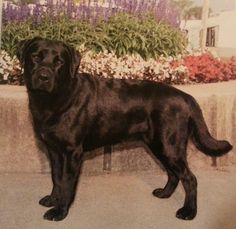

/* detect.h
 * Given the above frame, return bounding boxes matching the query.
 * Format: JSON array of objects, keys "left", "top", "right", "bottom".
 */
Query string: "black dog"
[{"left": 17, "top": 37, "right": 232, "bottom": 221}]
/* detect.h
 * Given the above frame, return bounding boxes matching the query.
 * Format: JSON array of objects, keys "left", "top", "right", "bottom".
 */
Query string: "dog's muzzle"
[
  {"left": 38, "top": 70, "right": 50, "bottom": 82},
  {"left": 32, "top": 67, "right": 55, "bottom": 92}
]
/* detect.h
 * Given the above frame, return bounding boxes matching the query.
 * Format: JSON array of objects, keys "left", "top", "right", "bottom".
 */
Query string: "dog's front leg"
[
  {"left": 41, "top": 147, "right": 83, "bottom": 221},
  {"left": 39, "top": 149, "right": 64, "bottom": 208}
]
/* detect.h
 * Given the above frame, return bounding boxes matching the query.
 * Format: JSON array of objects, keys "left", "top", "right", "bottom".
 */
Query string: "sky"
[{"left": 192, "top": 0, "right": 235, "bottom": 12}]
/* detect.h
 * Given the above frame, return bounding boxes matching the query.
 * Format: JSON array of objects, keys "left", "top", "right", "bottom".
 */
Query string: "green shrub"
[
  {"left": 93, "top": 14, "right": 187, "bottom": 59},
  {"left": 1, "top": 14, "right": 187, "bottom": 59},
  {"left": 1, "top": 17, "right": 93, "bottom": 57}
]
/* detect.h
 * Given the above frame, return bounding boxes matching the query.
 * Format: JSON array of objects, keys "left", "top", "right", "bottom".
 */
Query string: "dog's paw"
[
  {"left": 39, "top": 195, "right": 57, "bottom": 207},
  {"left": 152, "top": 188, "right": 172, "bottom": 198},
  {"left": 176, "top": 207, "right": 196, "bottom": 220},
  {"left": 43, "top": 207, "right": 68, "bottom": 221}
]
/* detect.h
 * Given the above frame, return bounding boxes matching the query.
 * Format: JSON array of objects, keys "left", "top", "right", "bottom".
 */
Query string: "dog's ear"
[
  {"left": 16, "top": 37, "right": 42, "bottom": 65},
  {"left": 64, "top": 44, "right": 81, "bottom": 78}
]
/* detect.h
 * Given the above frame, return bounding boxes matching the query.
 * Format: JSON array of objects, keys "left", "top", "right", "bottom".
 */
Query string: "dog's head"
[{"left": 17, "top": 37, "right": 81, "bottom": 93}]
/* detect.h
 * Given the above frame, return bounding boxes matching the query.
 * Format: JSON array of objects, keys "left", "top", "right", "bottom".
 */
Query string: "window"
[{"left": 206, "top": 26, "right": 217, "bottom": 47}]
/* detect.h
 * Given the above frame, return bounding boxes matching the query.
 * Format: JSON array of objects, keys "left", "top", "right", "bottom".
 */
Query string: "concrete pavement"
[
  {"left": 0, "top": 81, "right": 236, "bottom": 228},
  {"left": 0, "top": 166, "right": 236, "bottom": 229}
]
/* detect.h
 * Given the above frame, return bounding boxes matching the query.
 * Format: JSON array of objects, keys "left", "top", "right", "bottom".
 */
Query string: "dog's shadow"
[{"left": 35, "top": 134, "right": 164, "bottom": 174}]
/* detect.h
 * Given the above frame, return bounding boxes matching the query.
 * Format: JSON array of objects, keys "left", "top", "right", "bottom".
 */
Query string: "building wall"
[
  {"left": 180, "top": 20, "right": 201, "bottom": 50},
  {"left": 219, "top": 12, "right": 236, "bottom": 49},
  {"left": 181, "top": 10, "right": 236, "bottom": 57}
]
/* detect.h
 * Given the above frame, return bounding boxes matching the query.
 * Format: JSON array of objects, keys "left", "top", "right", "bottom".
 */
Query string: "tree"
[
  {"left": 171, "top": 0, "right": 194, "bottom": 20},
  {"left": 186, "top": 6, "right": 203, "bottom": 19}
]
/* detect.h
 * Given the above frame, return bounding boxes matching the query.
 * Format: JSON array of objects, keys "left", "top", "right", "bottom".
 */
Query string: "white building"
[{"left": 181, "top": 1, "right": 236, "bottom": 57}]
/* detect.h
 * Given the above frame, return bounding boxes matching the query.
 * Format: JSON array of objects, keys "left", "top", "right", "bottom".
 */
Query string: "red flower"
[{"left": 182, "top": 52, "right": 236, "bottom": 83}]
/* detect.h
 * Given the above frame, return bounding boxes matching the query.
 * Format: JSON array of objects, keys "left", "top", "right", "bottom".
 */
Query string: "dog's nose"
[{"left": 39, "top": 72, "right": 49, "bottom": 82}]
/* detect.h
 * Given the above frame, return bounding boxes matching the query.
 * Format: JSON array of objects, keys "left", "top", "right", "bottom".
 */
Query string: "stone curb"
[{"left": 0, "top": 81, "right": 235, "bottom": 175}]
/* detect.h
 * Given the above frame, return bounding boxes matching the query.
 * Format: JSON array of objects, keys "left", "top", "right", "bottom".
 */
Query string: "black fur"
[{"left": 17, "top": 37, "right": 232, "bottom": 221}]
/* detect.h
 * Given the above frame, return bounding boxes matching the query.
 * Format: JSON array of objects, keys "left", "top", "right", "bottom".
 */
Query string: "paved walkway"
[
  {"left": 0, "top": 81, "right": 235, "bottom": 229},
  {"left": 176, "top": 80, "right": 236, "bottom": 97},
  {"left": 0, "top": 166, "right": 235, "bottom": 229}
]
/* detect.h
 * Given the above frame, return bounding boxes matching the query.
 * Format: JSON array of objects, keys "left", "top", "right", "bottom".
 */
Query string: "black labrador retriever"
[{"left": 17, "top": 37, "right": 232, "bottom": 221}]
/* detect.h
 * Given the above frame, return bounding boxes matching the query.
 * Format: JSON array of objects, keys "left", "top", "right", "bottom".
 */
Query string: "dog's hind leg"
[
  {"left": 150, "top": 143, "right": 197, "bottom": 220},
  {"left": 150, "top": 144, "right": 179, "bottom": 198},
  {"left": 42, "top": 147, "right": 83, "bottom": 221},
  {"left": 149, "top": 138, "right": 179, "bottom": 198},
  {"left": 174, "top": 162, "right": 197, "bottom": 220},
  {"left": 150, "top": 121, "right": 197, "bottom": 220}
]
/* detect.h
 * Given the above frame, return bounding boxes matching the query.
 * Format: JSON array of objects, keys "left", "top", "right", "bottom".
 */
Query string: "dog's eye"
[
  {"left": 54, "top": 59, "right": 64, "bottom": 66},
  {"left": 31, "top": 54, "right": 41, "bottom": 63}
]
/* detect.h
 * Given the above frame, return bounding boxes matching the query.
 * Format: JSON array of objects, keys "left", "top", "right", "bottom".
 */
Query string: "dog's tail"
[{"left": 189, "top": 97, "right": 232, "bottom": 157}]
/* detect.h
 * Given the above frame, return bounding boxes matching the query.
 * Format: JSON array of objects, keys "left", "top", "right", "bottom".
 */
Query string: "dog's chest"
[{"left": 37, "top": 109, "right": 84, "bottom": 147}]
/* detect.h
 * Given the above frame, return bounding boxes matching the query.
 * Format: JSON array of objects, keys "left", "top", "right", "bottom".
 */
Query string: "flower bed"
[
  {"left": 2, "top": 0, "right": 186, "bottom": 59},
  {"left": 183, "top": 53, "right": 236, "bottom": 83},
  {"left": 81, "top": 51, "right": 189, "bottom": 84},
  {"left": 3, "top": 0, "right": 180, "bottom": 27},
  {"left": 2, "top": 1, "right": 235, "bottom": 85},
  {"left": 0, "top": 50, "right": 23, "bottom": 85},
  {"left": 1, "top": 49, "right": 235, "bottom": 85}
]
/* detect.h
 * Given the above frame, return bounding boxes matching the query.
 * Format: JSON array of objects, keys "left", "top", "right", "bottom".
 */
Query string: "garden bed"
[
  {"left": 1, "top": 1, "right": 236, "bottom": 85},
  {"left": 1, "top": 49, "right": 236, "bottom": 85}
]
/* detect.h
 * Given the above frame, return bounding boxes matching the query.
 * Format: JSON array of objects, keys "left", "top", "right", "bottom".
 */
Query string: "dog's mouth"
[{"left": 31, "top": 68, "right": 55, "bottom": 92}]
